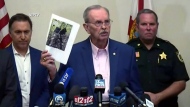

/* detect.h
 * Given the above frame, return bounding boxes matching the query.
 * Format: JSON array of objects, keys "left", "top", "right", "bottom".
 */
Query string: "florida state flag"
[
  {"left": 0, "top": 0, "right": 12, "bottom": 49},
  {"left": 128, "top": 0, "right": 153, "bottom": 41}
]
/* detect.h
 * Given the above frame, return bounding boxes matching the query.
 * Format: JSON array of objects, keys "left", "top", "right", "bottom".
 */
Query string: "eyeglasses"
[{"left": 87, "top": 19, "right": 113, "bottom": 27}]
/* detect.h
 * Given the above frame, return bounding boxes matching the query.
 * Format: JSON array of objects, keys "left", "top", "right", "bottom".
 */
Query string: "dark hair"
[
  {"left": 136, "top": 9, "right": 158, "bottom": 24},
  {"left": 83, "top": 5, "right": 109, "bottom": 23},
  {"left": 9, "top": 13, "right": 32, "bottom": 31}
]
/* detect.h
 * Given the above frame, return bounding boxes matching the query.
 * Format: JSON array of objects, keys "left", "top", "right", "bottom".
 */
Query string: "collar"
[
  {"left": 135, "top": 38, "right": 162, "bottom": 50},
  {"left": 12, "top": 44, "right": 30, "bottom": 56},
  {"left": 90, "top": 39, "right": 109, "bottom": 57}
]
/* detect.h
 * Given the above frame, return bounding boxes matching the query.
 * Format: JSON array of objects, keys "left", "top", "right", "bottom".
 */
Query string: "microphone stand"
[
  {"left": 69, "top": 100, "right": 73, "bottom": 107},
  {"left": 98, "top": 91, "right": 102, "bottom": 107}
]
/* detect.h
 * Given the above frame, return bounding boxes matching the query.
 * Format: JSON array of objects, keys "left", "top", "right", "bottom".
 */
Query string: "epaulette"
[{"left": 157, "top": 37, "right": 178, "bottom": 51}]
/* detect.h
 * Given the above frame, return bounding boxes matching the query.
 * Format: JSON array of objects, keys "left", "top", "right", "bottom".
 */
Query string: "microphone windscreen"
[
  {"left": 119, "top": 82, "right": 128, "bottom": 90},
  {"left": 95, "top": 74, "right": 103, "bottom": 79},
  {"left": 80, "top": 87, "right": 88, "bottom": 97},
  {"left": 68, "top": 85, "right": 80, "bottom": 100},
  {"left": 54, "top": 83, "right": 64, "bottom": 94},
  {"left": 114, "top": 87, "right": 122, "bottom": 96}
]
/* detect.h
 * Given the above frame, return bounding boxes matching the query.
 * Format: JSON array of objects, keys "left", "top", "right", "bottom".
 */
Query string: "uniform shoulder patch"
[{"left": 176, "top": 51, "right": 184, "bottom": 63}]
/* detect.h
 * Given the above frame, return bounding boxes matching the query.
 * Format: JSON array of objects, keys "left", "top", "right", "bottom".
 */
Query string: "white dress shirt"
[{"left": 13, "top": 45, "right": 31, "bottom": 107}]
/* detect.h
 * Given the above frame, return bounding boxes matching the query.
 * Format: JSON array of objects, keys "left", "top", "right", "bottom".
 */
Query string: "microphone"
[
  {"left": 53, "top": 83, "right": 66, "bottom": 107},
  {"left": 119, "top": 82, "right": 147, "bottom": 107},
  {"left": 50, "top": 67, "right": 73, "bottom": 106},
  {"left": 140, "top": 94, "right": 154, "bottom": 107},
  {"left": 109, "top": 87, "right": 126, "bottom": 107},
  {"left": 74, "top": 87, "right": 94, "bottom": 106},
  {"left": 59, "top": 67, "right": 74, "bottom": 89},
  {"left": 68, "top": 85, "right": 80, "bottom": 107},
  {"left": 126, "top": 94, "right": 153, "bottom": 107},
  {"left": 126, "top": 96, "right": 138, "bottom": 107},
  {"left": 94, "top": 74, "right": 105, "bottom": 107}
]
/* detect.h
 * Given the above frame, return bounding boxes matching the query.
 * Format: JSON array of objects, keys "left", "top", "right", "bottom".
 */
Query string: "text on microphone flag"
[
  {"left": 59, "top": 67, "right": 74, "bottom": 88},
  {"left": 109, "top": 93, "right": 126, "bottom": 106},
  {"left": 74, "top": 95, "right": 93, "bottom": 106},
  {"left": 94, "top": 79, "right": 105, "bottom": 88}
]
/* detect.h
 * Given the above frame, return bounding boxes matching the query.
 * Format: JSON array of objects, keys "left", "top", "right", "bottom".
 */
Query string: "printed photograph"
[
  {"left": 46, "top": 19, "right": 73, "bottom": 51},
  {"left": 45, "top": 14, "right": 80, "bottom": 64}
]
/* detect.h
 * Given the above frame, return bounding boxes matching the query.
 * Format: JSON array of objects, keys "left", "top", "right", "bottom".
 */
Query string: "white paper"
[{"left": 45, "top": 14, "right": 80, "bottom": 64}]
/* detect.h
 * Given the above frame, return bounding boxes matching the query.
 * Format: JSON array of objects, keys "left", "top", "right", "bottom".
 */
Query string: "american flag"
[
  {"left": 0, "top": 0, "right": 12, "bottom": 49},
  {"left": 128, "top": 0, "right": 153, "bottom": 41}
]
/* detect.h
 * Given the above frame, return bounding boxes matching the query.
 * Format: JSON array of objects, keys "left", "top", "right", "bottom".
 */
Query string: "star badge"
[{"left": 159, "top": 52, "right": 167, "bottom": 60}]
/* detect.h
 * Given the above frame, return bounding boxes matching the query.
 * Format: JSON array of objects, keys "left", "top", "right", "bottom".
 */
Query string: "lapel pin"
[{"left": 113, "top": 53, "right": 116, "bottom": 55}]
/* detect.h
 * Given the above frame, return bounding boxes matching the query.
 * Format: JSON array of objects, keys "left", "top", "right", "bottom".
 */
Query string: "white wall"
[{"left": 5, "top": 0, "right": 190, "bottom": 106}]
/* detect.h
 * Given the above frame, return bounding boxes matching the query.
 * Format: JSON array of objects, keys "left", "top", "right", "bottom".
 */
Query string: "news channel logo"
[
  {"left": 55, "top": 95, "right": 65, "bottom": 105},
  {"left": 95, "top": 79, "right": 105, "bottom": 88}
]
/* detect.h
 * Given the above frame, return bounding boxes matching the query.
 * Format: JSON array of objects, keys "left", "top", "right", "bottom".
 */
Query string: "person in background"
[
  {"left": 0, "top": 49, "right": 17, "bottom": 107},
  {"left": 6, "top": 13, "right": 50, "bottom": 107},
  {"left": 40, "top": 5, "right": 143, "bottom": 107},
  {"left": 127, "top": 9, "right": 189, "bottom": 107}
]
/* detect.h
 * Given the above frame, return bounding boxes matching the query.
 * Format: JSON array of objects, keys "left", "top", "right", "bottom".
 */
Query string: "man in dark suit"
[
  {"left": 6, "top": 13, "right": 50, "bottom": 107},
  {"left": 41, "top": 5, "right": 143, "bottom": 107},
  {"left": 0, "top": 49, "right": 17, "bottom": 107}
]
